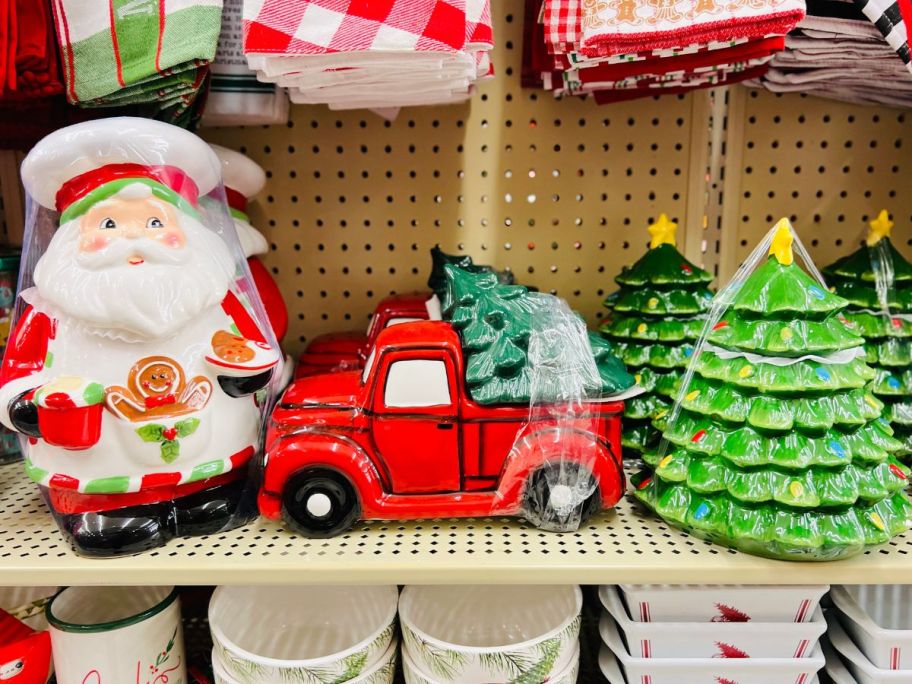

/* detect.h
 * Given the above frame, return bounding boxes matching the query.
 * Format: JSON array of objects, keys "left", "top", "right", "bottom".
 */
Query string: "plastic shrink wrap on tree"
[
  {"left": 633, "top": 219, "right": 912, "bottom": 561},
  {"left": 823, "top": 211, "right": 912, "bottom": 462},
  {"left": 0, "top": 118, "right": 283, "bottom": 557}
]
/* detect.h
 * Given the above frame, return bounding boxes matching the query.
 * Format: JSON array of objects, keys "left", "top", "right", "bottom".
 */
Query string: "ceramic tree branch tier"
[
  {"left": 823, "top": 211, "right": 912, "bottom": 462},
  {"left": 600, "top": 215, "right": 714, "bottom": 456},
  {"left": 634, "top": 220, "right": 912, "bottom": 562}
]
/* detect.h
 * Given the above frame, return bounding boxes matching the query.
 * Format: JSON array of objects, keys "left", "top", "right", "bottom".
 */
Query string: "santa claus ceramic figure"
[
  {"left": 210, "top": 144, "right": 288, "bottom": 343},
  {"left": 0, "top": 118, "right": 280, "bottom": 557}
]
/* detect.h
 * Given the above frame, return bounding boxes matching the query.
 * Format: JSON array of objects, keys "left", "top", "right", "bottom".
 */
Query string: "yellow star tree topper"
[
  {"left": 867, "top": 210, "right": 894, "bottom": 247},
  {"left": 769, "top": 217, "right": 795, "bottom": 266},
  {"left": 648, "top": 213, "right": 678, "bottom": 248}
]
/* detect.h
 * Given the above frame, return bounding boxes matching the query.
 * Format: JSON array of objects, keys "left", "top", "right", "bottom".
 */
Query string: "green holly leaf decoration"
[
  {"left": 160, "top": 439, "right": 180, "bottom": 464},
  {"left": 175, "top": 418, "right": 200, "bottom": 438},
  {"left": 136, "top": 424, "right": 165, "bottom": 442}
]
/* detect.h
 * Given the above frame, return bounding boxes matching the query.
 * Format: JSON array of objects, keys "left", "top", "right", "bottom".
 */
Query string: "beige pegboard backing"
[
  {"left": 201, "top": 1, "right": 711, "bottom": 356},
  {"left": 718, "top": 87, "right": 912, "bottom": 282}
]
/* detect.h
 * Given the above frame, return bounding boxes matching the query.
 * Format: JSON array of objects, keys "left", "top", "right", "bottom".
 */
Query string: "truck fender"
[
  {"left": 496, "top": 427, "right": 625, "bottom": 512},
  {"left": 260, "top": 430, "right": 387, "bottom": 519}
]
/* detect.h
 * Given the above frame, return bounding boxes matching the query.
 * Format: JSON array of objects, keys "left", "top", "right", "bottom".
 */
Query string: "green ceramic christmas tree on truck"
[
  {"left": 442, "top": 264, "right": 634, "bottom": 405},
  {"left": 823, "top": 211, "right": 912, "bottom": 461},
  {"left": 600, "top": 214, "right": 714, "bottom": 455},
  {"left": 634, "top": 219, "right": 912, "bottom": 561}
]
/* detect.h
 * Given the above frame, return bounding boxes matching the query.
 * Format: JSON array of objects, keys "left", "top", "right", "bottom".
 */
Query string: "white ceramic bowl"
[
  {"left": 600, "top": 612, "right": 825, "bottom": 684},
  {"left": 618, "top": 583, "right": 829, "bottom": 623},
  {"left": 209, "top": 585, "right": 398, "bottom": 684},
  {"left": 213, "top": 638, "right": 399, "bottom": 684},
  {"left": 600, "top": 585, "right": 826, "bottom": 658},
  {"left": 831, "top": 585, "right": 912, "bottom": 670},
  {"left": 827, "top": 612, "right": 909, "bottom": 684},
  {"left": 399, "top": 585, "right": 581, "bottom": 683},
  {"left": 403, "top": 640, "right": 580, "bottom": 684}
]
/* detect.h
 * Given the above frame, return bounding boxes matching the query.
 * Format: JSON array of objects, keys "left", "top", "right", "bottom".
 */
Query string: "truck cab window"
[{"left": 384, "top": 359, "right": 451, "bottom": 407}]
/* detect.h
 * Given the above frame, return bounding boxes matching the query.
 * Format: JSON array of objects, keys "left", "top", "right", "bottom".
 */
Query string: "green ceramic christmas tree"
[
  {"left": 599, "top": 214, "right": 714, "bottom": 455},
  {"left": 634, "top": 219, "right": 912, "bottom": 561},
  {"left": 823, "top": 211, "right": 912, "bottom": 461},
  {"left": 428, "top": 247, "right": 516, "bottom": 301},
  {"left": 441, "top": 263, "right": 634, "bottom": 405}
]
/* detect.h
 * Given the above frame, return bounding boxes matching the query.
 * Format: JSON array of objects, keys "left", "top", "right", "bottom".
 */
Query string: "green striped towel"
[{"left": 52, "top": 0, "right": 222, "bottom": 123}]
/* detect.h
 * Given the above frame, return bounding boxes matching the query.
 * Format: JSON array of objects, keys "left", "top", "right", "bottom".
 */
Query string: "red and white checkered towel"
[
  {"left": 243, "top": 0, "right": 467, "bottom": 54},
  {"left": 242, "top": 0, "right": 493, "bottom": 109}
]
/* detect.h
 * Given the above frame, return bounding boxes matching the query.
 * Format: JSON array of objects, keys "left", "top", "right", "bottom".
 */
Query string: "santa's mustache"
[{"left": 77, "top": 237, "right": 190, "bottom": 269}]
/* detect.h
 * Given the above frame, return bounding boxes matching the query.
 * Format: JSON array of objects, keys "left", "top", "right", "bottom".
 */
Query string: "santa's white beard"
[{"left": 34, "top": 215, "right": 236, "bottom": 342}]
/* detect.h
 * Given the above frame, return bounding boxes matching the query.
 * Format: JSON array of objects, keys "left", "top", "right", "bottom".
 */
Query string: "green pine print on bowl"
[
  {"left": 216, "top": 621, "right": 396, "bottom": 684},
  {"left": 402, "top": 615, "right": 580, "bottom": 684}
]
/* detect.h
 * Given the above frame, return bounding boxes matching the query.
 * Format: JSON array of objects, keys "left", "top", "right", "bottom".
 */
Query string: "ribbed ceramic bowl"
[
  {"left": 399, "top": 585, "right": 581, "bottom": 683},
  {"left": 403, "top": 640, "right": 580, "bottom": 684},
  {"left": 212, "top": 638, "right": 399, "bottom": 684},
  {"left": 832, "top": 585, "right": 912, "bottom": 670},
  {"left": 209, "top": 585, "right": 398, "bottom": 684}
]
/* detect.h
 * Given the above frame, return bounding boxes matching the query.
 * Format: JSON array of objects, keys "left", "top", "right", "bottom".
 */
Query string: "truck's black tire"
[
  {"left": 525, "top": 462, "right": 600, "bottom": 532},
  {"left": 281, "top": 467, "right": 361, "bottom": 538}
]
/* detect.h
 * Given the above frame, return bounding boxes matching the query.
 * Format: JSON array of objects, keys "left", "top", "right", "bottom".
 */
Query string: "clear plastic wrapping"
[
  {"left": 261, "top": 260, "right": 635, "bottom": 536},
  {"left": 634, "top": 219, "right": 912, "bottom": 561},
  {"left": 1, "top": 117, "right": 283, "bottom": 557}
]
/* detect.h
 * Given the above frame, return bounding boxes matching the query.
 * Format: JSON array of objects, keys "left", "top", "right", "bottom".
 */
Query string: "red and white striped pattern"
[{"left": 793, "top": 598, "right": 811, "bottom": 623}]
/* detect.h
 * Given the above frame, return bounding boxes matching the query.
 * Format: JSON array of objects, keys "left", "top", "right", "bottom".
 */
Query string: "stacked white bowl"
[
  {"left": 826, "top": 585, "right": 912, "bottom": 683},
  {"left": 597, "top": 584, "right": 829, "bottom": 683},
  {"left": 398, "top": 585, "right": 582, "bottom": 683},
  {"left": 208, "top": 585, "right": 399, "bottom": 684}
]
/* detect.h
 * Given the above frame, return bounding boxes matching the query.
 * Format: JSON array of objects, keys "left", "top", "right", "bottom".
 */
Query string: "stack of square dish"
[
  {"left": 597, "top": 584, "right": 828, "bottom": 683},
  {"left": 826, "top": 585, "right": 912, "bottom": 683}
]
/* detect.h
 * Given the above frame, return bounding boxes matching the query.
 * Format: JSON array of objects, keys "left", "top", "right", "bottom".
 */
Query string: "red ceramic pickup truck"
[
  {"left": 295, "top": 292, "right": 436, "bottom": 379},
  {"left": 260, "top": 321, "right": 625, "bottom": 536}
]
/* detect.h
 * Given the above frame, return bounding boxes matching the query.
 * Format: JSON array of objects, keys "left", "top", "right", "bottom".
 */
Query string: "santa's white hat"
[
  {"left": 21, "top": 117, "right": 220, "bottom": 217},
  {"left": 210, "top": 144, "right": 268, "bottom": 258}
]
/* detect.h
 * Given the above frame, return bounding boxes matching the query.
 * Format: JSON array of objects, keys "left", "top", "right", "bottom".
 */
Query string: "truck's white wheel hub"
[
  {"left": 548, "top": 483, "right": 575, "bottom": 511},
  {"left": 306, "top": 492, "right": 333, "bottom": 518}
]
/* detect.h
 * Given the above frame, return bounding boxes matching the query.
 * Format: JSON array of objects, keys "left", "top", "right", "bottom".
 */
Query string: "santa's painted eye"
[
  {"left": 147, "top": 217, "right": 164, "bottom": 229},
  {"left": 100, "top": 218, "right": 116, "bottom": 230}
]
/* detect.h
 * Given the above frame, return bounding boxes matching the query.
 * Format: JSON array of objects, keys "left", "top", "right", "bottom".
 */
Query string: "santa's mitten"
[{"left": 8, "top": 389, "right": 40, "bottom": 439}]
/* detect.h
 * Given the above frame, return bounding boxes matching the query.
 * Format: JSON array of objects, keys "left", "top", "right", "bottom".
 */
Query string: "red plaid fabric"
[
  {"left": 543, "top": 0, "right": 580, "bottom": 54},
  {"left": 466, "top": 0, "right": 493, "bottom": 48},
  {"left": 244, "top": 0, "right": 468, "bottom": 55}
]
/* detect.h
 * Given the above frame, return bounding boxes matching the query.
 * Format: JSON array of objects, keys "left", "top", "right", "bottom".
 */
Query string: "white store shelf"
[{"left": 1, "top": 462, "right": 910, "bottom": 586}]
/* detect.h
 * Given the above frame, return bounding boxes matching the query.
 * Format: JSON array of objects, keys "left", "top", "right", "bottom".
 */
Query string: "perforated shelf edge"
[{"left": 1, "top": 462, "right": 909, "bottom": 586}]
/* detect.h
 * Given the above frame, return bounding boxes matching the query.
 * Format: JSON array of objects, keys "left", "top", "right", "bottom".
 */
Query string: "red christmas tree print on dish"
[
  {"left": 711, "top": 603, "right": 751, "bottom": 622},
  {"left": 714, "top": 642, "right": 750, "bottom": 658},
  {"left": 716, "top": 678, "right": 740, "bottom": 684}
]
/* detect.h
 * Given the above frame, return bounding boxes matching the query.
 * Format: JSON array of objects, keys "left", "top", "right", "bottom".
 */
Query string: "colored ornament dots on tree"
[
  {"left": 635, "top": 219, "right": 912, "bottom": 561},
  {"left": 823, "top": 211, "right": 912, "bottom": 461},
  {"left": 600, "top": 214, "right": 713, "bottom": 455}
]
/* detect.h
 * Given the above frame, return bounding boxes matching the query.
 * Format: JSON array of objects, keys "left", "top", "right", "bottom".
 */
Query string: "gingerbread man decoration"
[{"left": 105, "top": 356, "right": 212, "bottom": 422}]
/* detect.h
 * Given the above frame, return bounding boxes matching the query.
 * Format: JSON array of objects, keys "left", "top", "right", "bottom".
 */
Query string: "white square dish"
[
  {"left": 618, "top": 584, "right": 829, "bottom": 623},
  {"left": 827, "top": 612, "right": 910, "bottom": 684},
  {"left": 600, "top": 611, "right": 825, "bottom": 684},
  {"left": 600, "top": 585, "right": 827, "bottom": 659},
  {"left": 831, "top": 585, "right": 912, "bottom": 670},
  {"left": 823, "top": 637, "right": 859, "bottom": 684}
]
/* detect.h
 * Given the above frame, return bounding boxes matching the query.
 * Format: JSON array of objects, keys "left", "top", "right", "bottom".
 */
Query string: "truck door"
[{"left": 371, "top": 350, "right": 461, "bottom": 493}]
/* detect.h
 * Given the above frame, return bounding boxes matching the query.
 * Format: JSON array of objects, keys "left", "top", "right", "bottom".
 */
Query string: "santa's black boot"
[
  {"left": 172, "top": 476, "right": 252, "bottom": 537},
  {"left": 58, "top": 503, "right": 172, "bottom": 557}
]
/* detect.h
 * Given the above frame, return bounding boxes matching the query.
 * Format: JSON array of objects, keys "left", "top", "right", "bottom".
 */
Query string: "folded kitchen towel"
[
  {"left": 579, "top": 0, "right": 806, "bottom": 57},
  {"left": 51, "top": 0, "right": 222, "bottom": 121}
]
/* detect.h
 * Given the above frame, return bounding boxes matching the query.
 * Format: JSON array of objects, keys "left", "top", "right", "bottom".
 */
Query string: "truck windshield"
[{"left": 361, "top": 348, "right": 376, "bottom": 384}]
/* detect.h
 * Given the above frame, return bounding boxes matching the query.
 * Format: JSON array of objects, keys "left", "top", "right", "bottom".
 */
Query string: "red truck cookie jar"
[
  {"left": 295, "top": 248, "right": 515, "bottom": 379},
  {"left": 262, "top": 264, "right": 635, "bottom": 536}
]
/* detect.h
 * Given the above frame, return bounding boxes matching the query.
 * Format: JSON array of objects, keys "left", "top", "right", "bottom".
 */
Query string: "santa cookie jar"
[
  {"left": 210, "top": 144, "right": 288, "bottom": 342},
  {"left": 0, "top": 118, "right": 280, "bottom": 557}
]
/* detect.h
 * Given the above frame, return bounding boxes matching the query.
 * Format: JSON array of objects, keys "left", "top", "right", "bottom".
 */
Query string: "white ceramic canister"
[{"left": 47, "top": 585, "right": 185, "bottom": 684}]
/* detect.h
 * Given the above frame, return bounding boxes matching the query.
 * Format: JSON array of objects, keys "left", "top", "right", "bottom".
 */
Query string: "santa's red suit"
[{"left": 1, "top": 118, "right": 280, "bottom": 557}]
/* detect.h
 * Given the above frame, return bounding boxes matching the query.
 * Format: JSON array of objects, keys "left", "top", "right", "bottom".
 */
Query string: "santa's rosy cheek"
[
  {"left": 80, "top": 234, "right": 111, "bottom": 253},
  {"left": 160, "top": 230, "right": 185, "bottom": 248}
]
